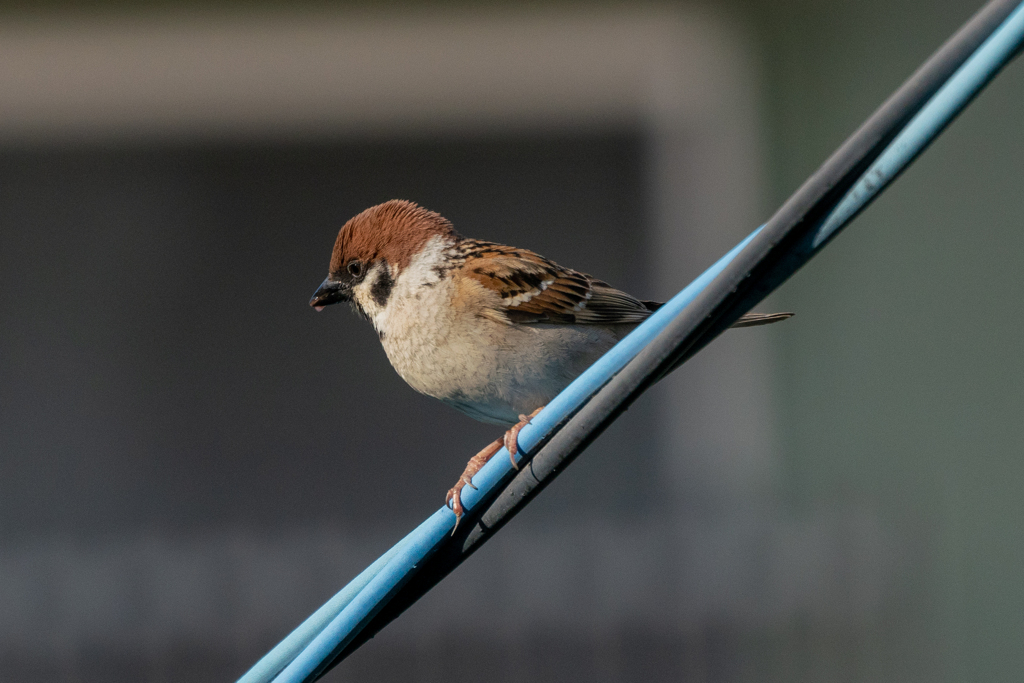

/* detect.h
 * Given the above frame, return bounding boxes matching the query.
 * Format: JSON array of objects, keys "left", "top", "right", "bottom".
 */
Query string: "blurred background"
[{"left": 0, "top": 1, "right": 1022, "bottom": 681}]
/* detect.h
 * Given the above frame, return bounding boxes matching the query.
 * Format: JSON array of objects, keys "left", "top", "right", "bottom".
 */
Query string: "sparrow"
[{"left": 310, "top": 199, "right": 791, "bottom": 524}]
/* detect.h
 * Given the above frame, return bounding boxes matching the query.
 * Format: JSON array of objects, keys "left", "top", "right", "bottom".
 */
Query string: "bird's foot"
[
  {"left": 446, "top": 437, "right": 503, "bottom": 532},
  {"left": 503, "top": 406, "right": 544, "bottom": 469},
  {"left": 445, "top": 408, "right": 545, "bottom": 533}
]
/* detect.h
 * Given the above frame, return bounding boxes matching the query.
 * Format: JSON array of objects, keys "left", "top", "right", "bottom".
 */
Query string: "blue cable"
[
  {"left": 239, "top": 3, "right": 1024, "bottom": 681},
  {"left": 264, "top": 229, "right": 765, "bottom": 683},
  {"left": 236, "top": 541, "right": 407, "bottom": 683},
  {"left": 814, "top": 1, "right": 1024, "bottom": 248}
]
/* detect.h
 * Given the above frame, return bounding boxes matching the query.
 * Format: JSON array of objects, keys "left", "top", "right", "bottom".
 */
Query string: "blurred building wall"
[
  {"left": 0, "top": 1, "right": 1021, "bottom": 682},
  {"left": 0, "top": 7, "right": 801, "bottom": 682}
]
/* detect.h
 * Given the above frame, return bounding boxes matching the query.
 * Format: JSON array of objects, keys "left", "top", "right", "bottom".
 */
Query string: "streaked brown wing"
[{"left": 459, "top": 242, "right": 653, "bottom": 325}]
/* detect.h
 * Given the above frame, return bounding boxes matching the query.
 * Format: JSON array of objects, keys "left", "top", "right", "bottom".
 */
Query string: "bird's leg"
[
  {"left": 504, "top": 405, "right": 544, "bottom": 469},
  {"left": 446, "top": 437, "right": 503, "bottom": 529},
  {"left": 445, "top": 406, "right": 545, "bottom": 531}
]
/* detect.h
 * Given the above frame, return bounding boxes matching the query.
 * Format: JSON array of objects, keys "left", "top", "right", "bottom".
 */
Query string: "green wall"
[{"left": 747, "top": 0, "right": 1024, "bottom": 679}]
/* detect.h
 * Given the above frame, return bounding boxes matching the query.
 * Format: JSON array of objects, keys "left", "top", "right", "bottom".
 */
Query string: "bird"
[{"left": 310, "top": 199, "right": 792, "bottom": 525}]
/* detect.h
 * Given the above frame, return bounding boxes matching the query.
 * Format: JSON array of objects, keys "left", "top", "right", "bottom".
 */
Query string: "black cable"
[{"left": 317, "top": 0, "right": 1022, "bottom": 674}]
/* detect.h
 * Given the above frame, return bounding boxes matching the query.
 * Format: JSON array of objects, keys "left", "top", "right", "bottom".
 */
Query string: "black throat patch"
[{"left": 370, "top": 263, "right": 395, "bottom": 308}]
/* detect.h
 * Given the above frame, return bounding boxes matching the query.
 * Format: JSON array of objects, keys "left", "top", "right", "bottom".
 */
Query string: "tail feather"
[
  {"left": 730, "top": 312, "right": 794, "bottom": 327},
  {"left": 641, "top": 301, "right": 793, "bottom": 328},
  {"left": 641, "top": 300, "right": 663, "bottom": 312}
]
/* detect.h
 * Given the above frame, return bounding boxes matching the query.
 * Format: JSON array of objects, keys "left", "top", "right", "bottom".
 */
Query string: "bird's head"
[{"left": 309, "top": 199, "right": 456, "bottom": 315}]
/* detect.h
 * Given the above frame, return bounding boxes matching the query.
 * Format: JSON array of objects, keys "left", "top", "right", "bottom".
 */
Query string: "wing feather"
[{"left": 457, "top": 241, "right": 652, "bottom": 326}]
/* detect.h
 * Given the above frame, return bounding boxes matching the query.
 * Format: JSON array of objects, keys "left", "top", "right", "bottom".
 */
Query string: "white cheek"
[{"left": 353, "top": 236, "right": 453, "bottom": 341}]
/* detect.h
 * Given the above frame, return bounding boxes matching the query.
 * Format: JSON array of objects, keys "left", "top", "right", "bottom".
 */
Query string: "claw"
[
  {"left": 504, "top": 406, "right": 544, "bottom": 468},
  {"left": 444, "top": 436, "right": 504, "bottom": 535},
  {"left": 446, "top": 485, "right": 465, "bottom": 533},
  {"left": 504, "top": 429, "right": 521, "bottom": 469}
]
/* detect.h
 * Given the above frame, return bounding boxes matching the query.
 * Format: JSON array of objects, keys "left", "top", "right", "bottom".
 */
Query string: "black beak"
[{"left": 310, "top": 277, "right": 351, "bottom": 310}]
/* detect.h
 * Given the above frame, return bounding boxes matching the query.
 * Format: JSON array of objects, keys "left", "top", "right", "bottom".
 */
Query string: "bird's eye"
[{"left": 347, "top": 261, "right": 364, "bottom": 279}]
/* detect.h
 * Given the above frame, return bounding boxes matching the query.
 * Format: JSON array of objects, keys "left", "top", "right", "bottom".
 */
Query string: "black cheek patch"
[{"left": 370, "top": 265, "right": 395, "bottom": 308}]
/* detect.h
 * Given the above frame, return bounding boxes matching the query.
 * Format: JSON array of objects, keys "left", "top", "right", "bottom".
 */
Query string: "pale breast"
[
  {"left": 369, "top": 237, "right": 632, "bottom": 426},
  {"left": 382, "top": 282, "right": 626, "bottom": 425}
]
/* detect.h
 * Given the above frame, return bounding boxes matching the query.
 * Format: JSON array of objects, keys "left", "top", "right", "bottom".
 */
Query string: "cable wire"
[{"left": 237, "top": 1, "right": 1024, "bottom": 680}]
